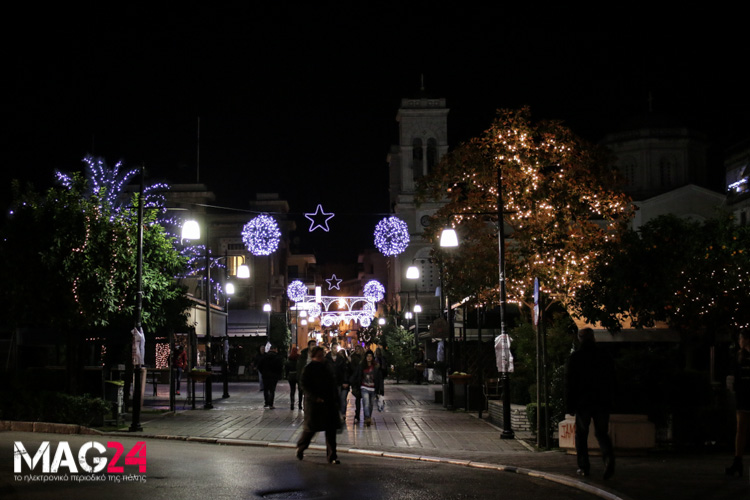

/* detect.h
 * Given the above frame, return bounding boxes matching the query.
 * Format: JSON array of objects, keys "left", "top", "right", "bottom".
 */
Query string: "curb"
[{"left": 3, "top": 420, "right": 629, "bottom": 500}]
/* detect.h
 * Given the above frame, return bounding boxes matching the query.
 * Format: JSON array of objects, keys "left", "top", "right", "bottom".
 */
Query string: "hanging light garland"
[
  {"left": 373, "top": 216, "right": 410, "bottom": 256},
  {"left": 242, "top": 214, "right": 281, "bottom": 256}
]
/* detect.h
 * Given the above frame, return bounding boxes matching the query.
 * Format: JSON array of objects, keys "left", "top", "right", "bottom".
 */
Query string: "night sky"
[{"left": 6, "top": 5, "right": 749, "bottom": 262}]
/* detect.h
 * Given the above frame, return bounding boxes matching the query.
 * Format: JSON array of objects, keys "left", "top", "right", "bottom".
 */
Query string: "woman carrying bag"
[{"left": 351, "top": 350, "right": 383, "bottom": 427}]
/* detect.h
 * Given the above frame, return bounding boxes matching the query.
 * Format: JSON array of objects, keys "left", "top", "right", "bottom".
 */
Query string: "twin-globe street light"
[
  {"left": 182, "top": 219, "right": 250, "bottom": 408},
  {"left": 405, "top": 264, "right": 421, "bottom": 348},
  {"left": 438, "top": 171, "right": 514, "bottom": 439}
]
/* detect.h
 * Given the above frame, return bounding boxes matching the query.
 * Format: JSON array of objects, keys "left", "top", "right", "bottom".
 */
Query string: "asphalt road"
[{"left": 2, "top": 432, "right": 604, "bottom": 500}]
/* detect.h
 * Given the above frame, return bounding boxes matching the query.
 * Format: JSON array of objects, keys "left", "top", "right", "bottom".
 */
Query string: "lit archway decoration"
[
  {"left": 374, "top": 216, "right": 410, "bottom": 256},
  {"left": 242, "top": 214, "right": 281, "bottom": 256},
  {"left": 296, "top": 295, "right": 377, "bottom": 327}
]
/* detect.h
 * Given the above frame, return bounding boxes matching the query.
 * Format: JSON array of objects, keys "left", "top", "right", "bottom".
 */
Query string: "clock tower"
[{"left": 387, "top": 88, "right": 449, "bottom": 318}]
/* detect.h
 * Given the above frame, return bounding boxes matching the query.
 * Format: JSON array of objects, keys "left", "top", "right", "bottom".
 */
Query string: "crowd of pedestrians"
[{"left": 288, "top": 339, "right": 387, "bottom": 465}]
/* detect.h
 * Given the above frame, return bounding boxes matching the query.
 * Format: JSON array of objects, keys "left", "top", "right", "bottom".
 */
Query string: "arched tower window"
[
  {"left": 412, "top": 138, "right": 423, "bottom": 178},
  {"left": 427, "top": 138, "right": 438, "bottom": 174}
]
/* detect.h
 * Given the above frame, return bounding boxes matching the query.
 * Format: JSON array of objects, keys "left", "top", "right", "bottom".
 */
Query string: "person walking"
[
  {"left": 726, "top": 329, "right": 750, "bottom": 477},
  {"left": 173, "top": 345, "right": 187, "bottom": 396},
  {"left": 351, "top": 350, "right": 383, "bottom": 427},
  {"left": 565, "top": 327, "right": 616, "bottom": 479},
  {"left": 296, "top": 346, "right": 342, "bottom": 464},
  {"left": 286, "top": 346, "right": 303, "bottom": 410},
  {"left": 253, "top": 345, "right": 266, "bottom": 392},
  {"left": 349, "top": 345, "right": 365, "bottom": 422},
  {"left": 258, "top": 345, "right": 283, "bottom": 409},
  {"left": 325, "top": 342, "right": 351, "bottom": 420}
]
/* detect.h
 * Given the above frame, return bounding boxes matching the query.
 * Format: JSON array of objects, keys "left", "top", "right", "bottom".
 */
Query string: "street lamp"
[
  {"left": 237, "top": 264, "right": 250, "bottom": 279},
  {"left": 264, "top": 302, "right": 272, "bottom": 343},
  {"left": 406, "top": 264, "right": 420, "bottom": 348},
  {"left": 439, "top": 163, "right": 514, "bottom": 439},
  {"left": 413, "top": 304, "right": 422, "bottom": 350},
  {"left": 222, "top": 278, "right": 236, "bottom": 399},
  {"left": 181, "top": 218, "right": 246, "bottom": 409}
]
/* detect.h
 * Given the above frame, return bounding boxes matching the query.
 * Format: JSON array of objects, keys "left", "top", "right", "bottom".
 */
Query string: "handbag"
[{"left": 377, "top": 394, "right": 385, "bottom": 412}]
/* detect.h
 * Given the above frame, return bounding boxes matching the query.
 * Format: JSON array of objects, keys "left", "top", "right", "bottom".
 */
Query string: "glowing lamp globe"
[
  {"left": 440, "top": 227, "right": 459, "bottom": 248},
  {"left": 237, "top": 264, "right": 250, "bottom": 279},
  {"left": 182, "top": 220, "right": 201, "bottom": 240}
]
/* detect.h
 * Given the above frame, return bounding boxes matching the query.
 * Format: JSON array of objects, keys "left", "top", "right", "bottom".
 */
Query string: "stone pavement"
[{"left": 136, "top": 380, "right": 529, "bottom": 456}]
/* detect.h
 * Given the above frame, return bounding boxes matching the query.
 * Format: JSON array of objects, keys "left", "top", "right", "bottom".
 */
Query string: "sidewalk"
[{"left": 11, "top": 380, "right": 747, "bottom": 500}]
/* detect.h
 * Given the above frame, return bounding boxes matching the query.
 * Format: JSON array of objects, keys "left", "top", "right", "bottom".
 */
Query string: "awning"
[
  {"left": 227, "top": 309, "right": 268, "bottom": 337},
  {"left": 187, "top": 298, "right": 227, "bottom": 338}
]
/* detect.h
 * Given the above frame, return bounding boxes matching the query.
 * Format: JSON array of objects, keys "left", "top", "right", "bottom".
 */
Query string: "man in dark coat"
[
  {"left": 296, "top": 339, "right": 318, "bottom": 391},
  {"left": 296, "top": 346, "right": 341, "bottom": 464},
  {"left": 258, "top": 345, "right": 283, "bottom": 409},
  {"left": 565, "top": 328, "right": 616, "bottom": 479},
  {"left": 325, "top": 342, "right": 351, "bottom": 418}
]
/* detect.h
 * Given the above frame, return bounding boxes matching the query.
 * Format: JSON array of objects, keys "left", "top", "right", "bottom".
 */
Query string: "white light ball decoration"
[
  {"left": 374, "top": 216, "right": 410, "bottom": 256},
  {"left": 287, "top": 280, "right": 308, "bottom": 303},
  {"left": 242, "top": 214, "right": 281, "bottom": 256},
  {"left": 308, "top": 303, "right": 321, "bottom": 319},
  {"left": 363, "top": 280, "right": 385, "bottom": 303}
]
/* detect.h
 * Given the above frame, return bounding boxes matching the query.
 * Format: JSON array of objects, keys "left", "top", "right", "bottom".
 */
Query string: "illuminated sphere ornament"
[
  {"left": 374, "top": 216, "right": 410, "bottom": 256},
  {"left": 363, "top": 280, "right": 385, "bottom": 302},
  {"left": 287, "top": 280, "right": 307, "bottom": 303},
  {"left": 242, "top": 214, "right": 281, "bottom": 256}
]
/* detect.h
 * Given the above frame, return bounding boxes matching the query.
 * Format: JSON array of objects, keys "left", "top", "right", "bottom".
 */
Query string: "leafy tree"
[
  {"left": 2, "top": 175, "right": 188, "bottom": 333},
  {"left": 574, "top": 214, "right": 750, "bottom": 335},
  {"left": 1, "top": 170, "right": 190, "bottom": 386},
  {"left": 418, "top": 107, "right": 633, "bottom": 311}
]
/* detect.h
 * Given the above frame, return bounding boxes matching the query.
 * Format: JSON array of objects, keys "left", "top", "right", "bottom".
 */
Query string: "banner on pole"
[{"left": 495, "top": 334, "right": 514, "bottom": 373}]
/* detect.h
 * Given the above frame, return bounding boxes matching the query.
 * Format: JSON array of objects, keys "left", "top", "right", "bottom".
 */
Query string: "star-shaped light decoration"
[
  {"left": 326, "top": 274, "right": 342, "bottom": 290},
  {"left": 304, "top": 204, "right": 335, "bottom": 232}
]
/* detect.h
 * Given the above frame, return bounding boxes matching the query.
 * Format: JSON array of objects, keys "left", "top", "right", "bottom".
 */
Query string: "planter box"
[{"left": 559, "top": 414, "right": 656, "bottom": 454}]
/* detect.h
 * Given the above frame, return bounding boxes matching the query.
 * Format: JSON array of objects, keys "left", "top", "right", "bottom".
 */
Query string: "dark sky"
[{"left": 6, "top": 5, "right": 749, "bottom": 261}]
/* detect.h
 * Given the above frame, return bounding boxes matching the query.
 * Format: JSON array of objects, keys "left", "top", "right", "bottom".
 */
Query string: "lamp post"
[
  {"left": 413, "top": 304, "right": 422, "bottom": 351},
  {"left": 223, "top": 280, "right": 234, "bottom": 399},
  {"left": 439, "top": 165, "right": 514, "bottom": 439},
  {"left": 129, "top": 164, "right": 145, "bottom": 432},
  {"left": 181, "top": 218, "right": 246, "bottom": 410},
  {"left": 264, "top": 302, "right": 272, "bottom": 343},
  {"left": 406, "top": 264, "right": 420, "bottom": 348}
]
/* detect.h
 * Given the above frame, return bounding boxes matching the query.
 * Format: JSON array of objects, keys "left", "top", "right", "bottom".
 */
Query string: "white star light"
[
  {"left": 326, "top": 274, "right": 343, "bottom": 290},
  {"left": 304, "top": 204, "right": 335, "bottom": 232}
]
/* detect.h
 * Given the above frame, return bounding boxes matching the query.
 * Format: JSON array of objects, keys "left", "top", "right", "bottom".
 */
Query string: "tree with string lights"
[
  {"left": 417, "top": 107, "right": 634, "bottom": 311},
  {"left": 574, "top": 214, "right": 750, "bottom": 336},
  {"left": 1, "top": 168, "right": 190, "bottom": 391}
]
